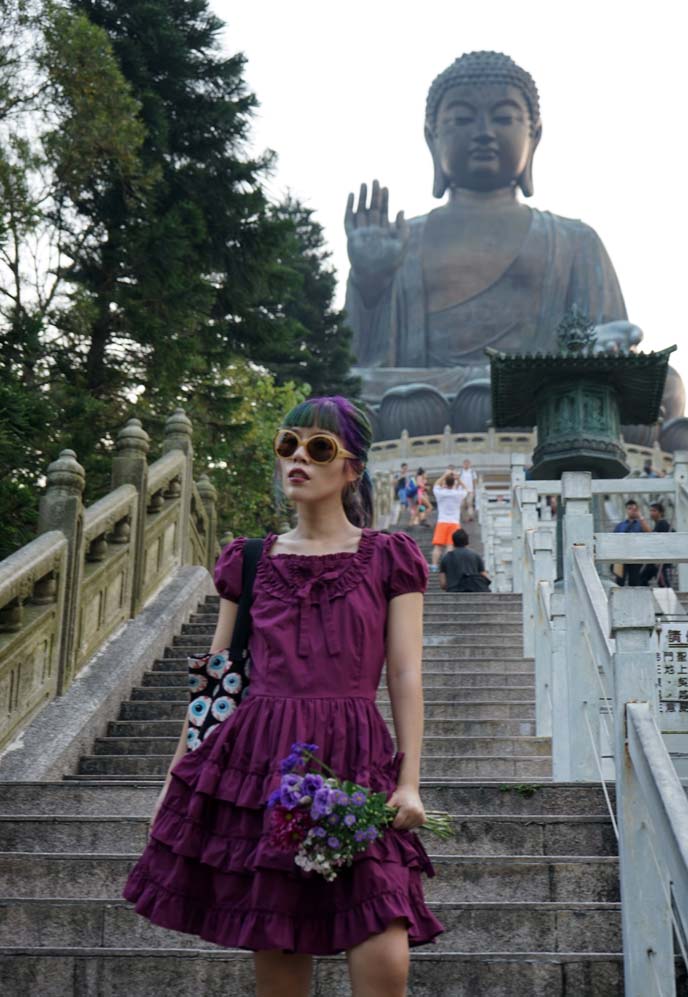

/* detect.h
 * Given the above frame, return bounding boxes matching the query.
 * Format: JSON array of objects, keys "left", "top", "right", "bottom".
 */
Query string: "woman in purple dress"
[{"left": 123, "top": 395, "right": 443, "bottom": 996}]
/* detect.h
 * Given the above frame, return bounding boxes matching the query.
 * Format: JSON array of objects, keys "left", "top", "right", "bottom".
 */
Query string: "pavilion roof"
[{"left": 487, "top": 346, "right": 676, "bottom": 428}]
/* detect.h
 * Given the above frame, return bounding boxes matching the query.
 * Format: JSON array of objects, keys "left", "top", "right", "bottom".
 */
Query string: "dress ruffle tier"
[
  {"left": 123, "top": 529, "right": 444, "bottom": 954},
  {"left": 123, "top": 692, "right": 444, "bottom": 953}
]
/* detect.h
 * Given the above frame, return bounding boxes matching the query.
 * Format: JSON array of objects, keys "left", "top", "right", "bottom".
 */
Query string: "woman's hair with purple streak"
[{"left": 280, "top": 396, "right": 374, "bottom": 527}]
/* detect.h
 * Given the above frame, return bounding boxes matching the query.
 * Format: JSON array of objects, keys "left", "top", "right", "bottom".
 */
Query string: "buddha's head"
[{"left": 425, "top": 51, "right": 542, "bottom": 199}]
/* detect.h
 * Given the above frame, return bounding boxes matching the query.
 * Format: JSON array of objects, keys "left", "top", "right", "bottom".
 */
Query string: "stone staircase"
[{"left": 0, "top": 521, "right": 630, "bottom": 995}]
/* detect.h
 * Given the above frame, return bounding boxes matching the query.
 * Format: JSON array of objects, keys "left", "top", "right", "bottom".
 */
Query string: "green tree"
[
  {"left": 272, "top": 197, "right": 360, "bottom": 399},
  {"left": 196, "top": 361, "right": 306, "bottom": 539}
]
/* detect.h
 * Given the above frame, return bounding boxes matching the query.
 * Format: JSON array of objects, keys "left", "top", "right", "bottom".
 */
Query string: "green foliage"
[
  {"left": 192, "top": 362, "right": 308, "bottom": 539},
  {"left": 0, "top": 0, "right": 357, "bottom": 557},
  {"left": 272, "top": 197, "right": 360, "bottom": 398}
]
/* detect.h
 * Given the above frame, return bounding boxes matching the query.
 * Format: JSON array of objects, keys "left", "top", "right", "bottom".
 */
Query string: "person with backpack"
[
  {"left": 406, "top": 470, "right": 419, "bottom": 523},
  {"left": 393, "top": 462, "right": 409, "bottom": 523},
  {"left": 414, "top": 469, "right": 430, "bottom": 526}
]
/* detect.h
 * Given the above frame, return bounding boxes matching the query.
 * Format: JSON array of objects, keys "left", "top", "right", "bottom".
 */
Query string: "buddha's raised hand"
[{"left": 345, "top": 180, "right": 409, "bottom": 299}]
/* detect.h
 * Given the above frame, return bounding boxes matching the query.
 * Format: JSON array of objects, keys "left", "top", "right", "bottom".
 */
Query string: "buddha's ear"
[
  {"left": 518, "top": 119, "right": 542, "bottom": 198},
  {"left": 425, "top": 123, "right": 448, "bottom": 199}
]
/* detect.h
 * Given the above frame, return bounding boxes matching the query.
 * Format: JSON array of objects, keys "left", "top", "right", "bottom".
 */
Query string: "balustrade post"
[
  {"left": 674, "top": 450, "right": 688, "bottom": 591},
  {"left": 163, "top": 409, "right": 194, "bottom": 566},
  {"left": 561, "top": 471, "right": 597, "bottom": 781},
  {"left": 400, "top": 430, "right": 410, "bottom": 461},
  {"left": 37, "top": 449, "right": 86, "bottom": 694},
  {"left": 196, "top": 474, "right": 219, "bottom": 572},
  {"left": 442, "top": 424, "right": 453, "bottom": 456},
  {"left": 549, "top": 592, "right": 571, "bottom": 779},
  {"left": 610, "top": 588, "right": 673, "bottom": 997},
  {"left": 520, "top": 486, "right": 540, "bottom": 657},
  {"left": 111, "top": 418, "right": 150, "bottom": 615},
  {"left": 533, "top": 528, "right": 555, "bottom": 736},
  {"left": 511, "top": 454, "right": 527, "bottom": 593}
]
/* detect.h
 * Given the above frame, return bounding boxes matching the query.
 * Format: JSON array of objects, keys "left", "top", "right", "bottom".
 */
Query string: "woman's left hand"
[{"left": 388, "top": 785, "right": 426, "bottom": 830}]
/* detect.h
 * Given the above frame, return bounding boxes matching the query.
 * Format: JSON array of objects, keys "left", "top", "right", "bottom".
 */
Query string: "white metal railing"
[
  {"left": 477, "top": 481, "right": 512, "bottom": 591},
  {"left": 508, "top": 466, "right": 688, "bottom": 995}
]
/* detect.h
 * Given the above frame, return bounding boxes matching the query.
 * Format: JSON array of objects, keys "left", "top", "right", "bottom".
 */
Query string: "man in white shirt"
[
  {"left": 430, "top": 471, "right": 467, "bottom": 570},
  {"left": 459, "top": 459, "right": 476, "bottom": 522}
]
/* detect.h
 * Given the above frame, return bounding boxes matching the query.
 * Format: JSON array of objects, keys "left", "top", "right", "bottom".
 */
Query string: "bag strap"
[{"left": 228, "top": 538, "right": 264, "bottom": 660}]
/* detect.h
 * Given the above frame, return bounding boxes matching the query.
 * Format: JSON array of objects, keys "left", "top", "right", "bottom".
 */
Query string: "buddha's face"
[{"left": 433, "top": 83, "right": 534, "bottom": 192}]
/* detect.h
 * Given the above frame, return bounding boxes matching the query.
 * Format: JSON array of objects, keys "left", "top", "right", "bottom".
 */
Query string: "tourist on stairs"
[
  {"left": 439, "top": 529, "right": 491, "bottom": 593},
  {"left": 430, "top": 470, "right": 466, "bottom": 571}
]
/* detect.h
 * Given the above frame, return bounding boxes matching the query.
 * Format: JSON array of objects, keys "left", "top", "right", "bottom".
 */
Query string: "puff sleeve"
[
  {"left": 213, "top": 536, "right": 246, "bottom": 602},
  {"left": 382, "top": 531, "right": 429, "bottom": 600}
]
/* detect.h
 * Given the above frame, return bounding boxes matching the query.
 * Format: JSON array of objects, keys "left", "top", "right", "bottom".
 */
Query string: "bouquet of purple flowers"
[{"left": 266, "top": 742, "right": 453, "bottom": 881}]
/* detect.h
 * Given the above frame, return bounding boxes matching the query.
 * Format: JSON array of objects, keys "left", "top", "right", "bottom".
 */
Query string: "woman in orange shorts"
[{"left": 430, "top": 471, "right": 466, "bottom": 571}]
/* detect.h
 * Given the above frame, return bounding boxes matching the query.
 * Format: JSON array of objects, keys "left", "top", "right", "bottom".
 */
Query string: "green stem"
[{"left": 302, "top": 750, "right": 337, "bottom": 779}]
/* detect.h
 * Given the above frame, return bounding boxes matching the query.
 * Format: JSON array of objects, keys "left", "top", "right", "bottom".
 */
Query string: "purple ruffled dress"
[{"left": 123, "top": 528, "right": 445, "bottom": 954}]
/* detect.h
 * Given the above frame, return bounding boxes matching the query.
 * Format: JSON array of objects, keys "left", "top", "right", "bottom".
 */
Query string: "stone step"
[
  {"left": 0, "top": 781, "right": 615, "bottom": 817},
  {"left": 181, "top": 620, "right": 525, "bottom": 636},
  {"left": 423, "top": 625, "right": 522, "bottom": 637},
  {"left": 204, "top": 592, "right": 523, "bottom": 606},
  {"left": 106, "top": 717, "right": 537, "bottom": 739},
  {"left": 153, "top": 653, "right": 533, "bottom": 672},
  {"left": 379, "top": 687, "right": 536, "bottom": 702},
  {"left": 0, "top": 948, "right": 629, "bottom": 997},
  {"left": 188, "top": 609, "right": 525, "bottom": 624},
  {"left": 0, "top": 898, "right": 621, "bottom": 953},
  {"left": 422, "top": 617, "right": 523, "bottom": 627},
  {"left": 89, "top": 734, "right": 550, "bottom": 759},
  {"left": 77, "top": 753, "right": 552, "bottom": 780},
  {"left": 117, "top": 698, "right": 537, "bottom": 721},
  {"left": 0, "top": 814, "right": 614, "bottom": 858},
  {"left": 422, "top": 643, "right": 528, "bottom": 655},
  {"left": 419, "top": 649, "right": 531, "bottom": 665},
  {"left": 0, "top": 852, "right": 618, "bottom": 902},
  {"left": 128, "top": 684, "right": 536, "bottom": 704},
  {"left": 142, "top": 669, "right": 535, "bottom": 689},
  {"left": 168, "top": 635, "right": 525, "bottom": 652}
]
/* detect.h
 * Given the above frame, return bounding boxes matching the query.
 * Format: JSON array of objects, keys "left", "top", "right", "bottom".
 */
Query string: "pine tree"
[
  {"left": 65, "top": 0, "right": 303, "bottom": 395},
  {"left": 272, "top": 196, "right": 360, "bottom": 399}
]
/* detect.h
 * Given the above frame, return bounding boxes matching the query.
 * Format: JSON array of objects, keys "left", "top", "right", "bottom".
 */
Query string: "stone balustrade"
[
  {"left": 0, "top": 409, "right": 220, "bottom": 751},
  {"left": 480, "top": 464, "right": 688, "bottom": 995}
]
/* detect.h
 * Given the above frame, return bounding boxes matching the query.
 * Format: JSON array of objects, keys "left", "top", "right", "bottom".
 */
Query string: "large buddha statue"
[{"left": 345, "top": 51, "right": 686, "bottom": 445}]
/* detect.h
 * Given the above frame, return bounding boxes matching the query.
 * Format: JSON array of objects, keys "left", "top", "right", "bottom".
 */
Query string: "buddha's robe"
[{"left": 345, "top": 208, "right": 628, "bottom": 401}]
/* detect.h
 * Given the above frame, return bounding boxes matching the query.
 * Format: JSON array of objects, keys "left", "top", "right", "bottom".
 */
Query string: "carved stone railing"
[
  {"left": 517, "top": 471, "right": 688, "bottom": 995},
  {"left": 369, "top": 426, "right": 671, "bottom": 477},
  {"left": 0, "top": 409, "right": 220, "bottom": 750}
]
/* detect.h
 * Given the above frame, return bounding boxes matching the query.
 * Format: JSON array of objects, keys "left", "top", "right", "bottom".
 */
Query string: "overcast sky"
[{"left": 212, "top": 0, "right": 687, "bottom": 390}]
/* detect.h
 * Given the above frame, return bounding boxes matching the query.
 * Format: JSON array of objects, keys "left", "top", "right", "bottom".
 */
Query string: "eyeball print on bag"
[
  {"left": 222, "top": 672, "right": 242, "bottom": 695},
  {"left": 206, "top": 652, "right": 230, "bottom": 679},
  {"left": 241, "top": 686, "right": 250, "bottom": 702},
  {"left": 189, "top": 695, "right": 211, "bottom": 727},
  {"left": 188, "top": 654, "right": 207, "bottom": 671},
  {"left": 188, "top": 674, "right": 208, "bottom": 694},
  {"left": 211, "top": 696, "right": 235, "bottom": 722},
  {"left": 187, "top": 727, "right": 201, "bottom": 751}
]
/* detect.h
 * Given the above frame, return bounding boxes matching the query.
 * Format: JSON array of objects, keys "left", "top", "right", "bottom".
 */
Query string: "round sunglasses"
[{"left": 273, "top": 428, "right": 356, "bottom": 464}]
